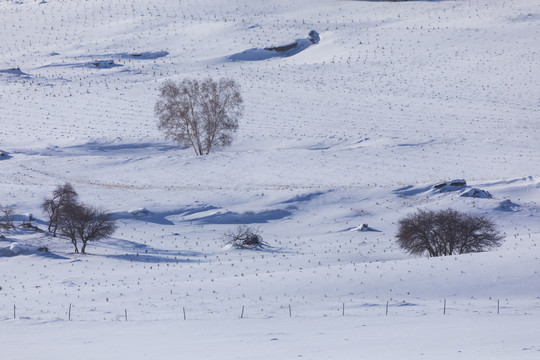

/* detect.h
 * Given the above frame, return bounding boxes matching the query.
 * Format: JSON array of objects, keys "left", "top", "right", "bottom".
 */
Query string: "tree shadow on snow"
[
  {"left": 62, "top": 141, "right": 184, "bottom": 155},
  {"left": 93, "top": 238, "right": 206, "bottom": 263},
  {"left": 0, "top": 68, "right": 31, "bottom": 79},
  {"left": 102, "top": 253, "right": 202, "bottom": 264},
  {"left": 116, "top": 51, "right": 169, "bottom": 60}
]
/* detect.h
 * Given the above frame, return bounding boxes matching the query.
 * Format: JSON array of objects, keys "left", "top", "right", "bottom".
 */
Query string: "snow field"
[
  {"left": 3, "top": 315, "right": 540, "bottom": 360},
  {"left": 1, "top": 0, "right": 540, "bottom": 358}
]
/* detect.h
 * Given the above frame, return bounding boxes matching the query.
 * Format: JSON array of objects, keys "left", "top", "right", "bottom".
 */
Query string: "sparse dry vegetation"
[{"left": 225, "top": 225, "right": 264, "bottom": 249}]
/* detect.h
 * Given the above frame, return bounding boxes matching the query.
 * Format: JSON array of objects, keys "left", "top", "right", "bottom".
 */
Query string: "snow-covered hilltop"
[{"left": 1, "top": 0, "right": 539, "bottom": 359}]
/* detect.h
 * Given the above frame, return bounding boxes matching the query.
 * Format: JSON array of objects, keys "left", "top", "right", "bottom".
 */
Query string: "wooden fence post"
[{"left": 443, "top": 299, "right": 446, "bottom": 315}]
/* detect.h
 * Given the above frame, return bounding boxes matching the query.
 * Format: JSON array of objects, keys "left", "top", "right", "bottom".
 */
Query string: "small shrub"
[{"left": 225, "top": 225, "right": 264, "bottom": 249}]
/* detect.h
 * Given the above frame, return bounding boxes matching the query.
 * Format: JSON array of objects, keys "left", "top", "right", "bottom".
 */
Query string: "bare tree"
[
  {"left": 155, "top": 77, "right": 243, "bottom": 155},
  {"left": 0, "top": 204, "right": 15, "bottom": 229},
  {"left": 76, "top": 206, "right": 117, "bottom": 254},
  {"left": 58, "top": 202, "right": 84, "bottom": 253},
  {"left": 59, "top": 202, "right": 117, "bottom": 254},
  {"left": 396, "top": 208, "right": 503, "bottom": 257},
  {"left": 42, "top": 183, "right": 78, "bottom": 236}
]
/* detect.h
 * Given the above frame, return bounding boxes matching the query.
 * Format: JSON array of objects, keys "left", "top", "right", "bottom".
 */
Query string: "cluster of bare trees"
[
  {"left": 154, "top": 79, "right": 506, "bottom": 258},
  {"left": 42, "top": 183, "right": 117, "bottom": 254},
  {"left": 10, "top": 184, "right": 505, "bottom": 259}
]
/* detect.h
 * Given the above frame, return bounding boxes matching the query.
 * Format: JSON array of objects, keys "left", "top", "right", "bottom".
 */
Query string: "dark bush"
[{"left": 396, "top": 208, "right": 503, "bottom": 257}]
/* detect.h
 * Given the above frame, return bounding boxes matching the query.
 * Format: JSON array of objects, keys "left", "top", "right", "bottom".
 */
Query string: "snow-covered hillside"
[{"left": 1, "top": 0, "right": 539, "bottom": 359}]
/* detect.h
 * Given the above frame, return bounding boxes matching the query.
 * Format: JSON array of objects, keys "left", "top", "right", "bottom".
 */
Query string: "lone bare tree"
[
  {"left": 155, "top": 77, "right": 243, "bottom": 155},
  {"left": 0, "top": 204, "right": 15, "bottom": 229},
  {"left": 396, "top": 208, "right": 503, "bottom": 257},
  {"left": 42, "top": 183, "right": 78, "bottom": 236},
  {"left": 59, "top": 202, "right": 117, "bottom": 254}
]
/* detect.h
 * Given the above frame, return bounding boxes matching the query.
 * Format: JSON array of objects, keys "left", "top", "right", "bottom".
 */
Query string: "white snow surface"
[{"left": 1, "top": 0, "right": 540, "bottom": 358}]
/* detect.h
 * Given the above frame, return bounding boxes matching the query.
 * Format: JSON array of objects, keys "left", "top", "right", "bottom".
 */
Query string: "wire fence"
[{"left": 2, "top": 298, "right": 539, "bottom": 322}]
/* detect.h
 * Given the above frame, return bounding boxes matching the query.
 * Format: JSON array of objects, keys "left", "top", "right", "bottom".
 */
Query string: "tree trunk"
[
  {"left": 81, "top": 241, "right": 87, "bottom": 254},
  {"left": 51, "top": 204, "right": 59, "bottom": 236},
  {"left": 71, "top": 237, "right": 79, "bottom": 254}
]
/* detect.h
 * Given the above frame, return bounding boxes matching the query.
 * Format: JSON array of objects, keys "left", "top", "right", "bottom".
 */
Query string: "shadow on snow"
[{"left": 191, "top": 209, "right": 292, "bottom": 225}]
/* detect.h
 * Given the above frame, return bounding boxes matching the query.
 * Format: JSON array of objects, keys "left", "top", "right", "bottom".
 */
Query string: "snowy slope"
[{"left": 1, "top": 0, "right": 540, "bottom": 359}]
